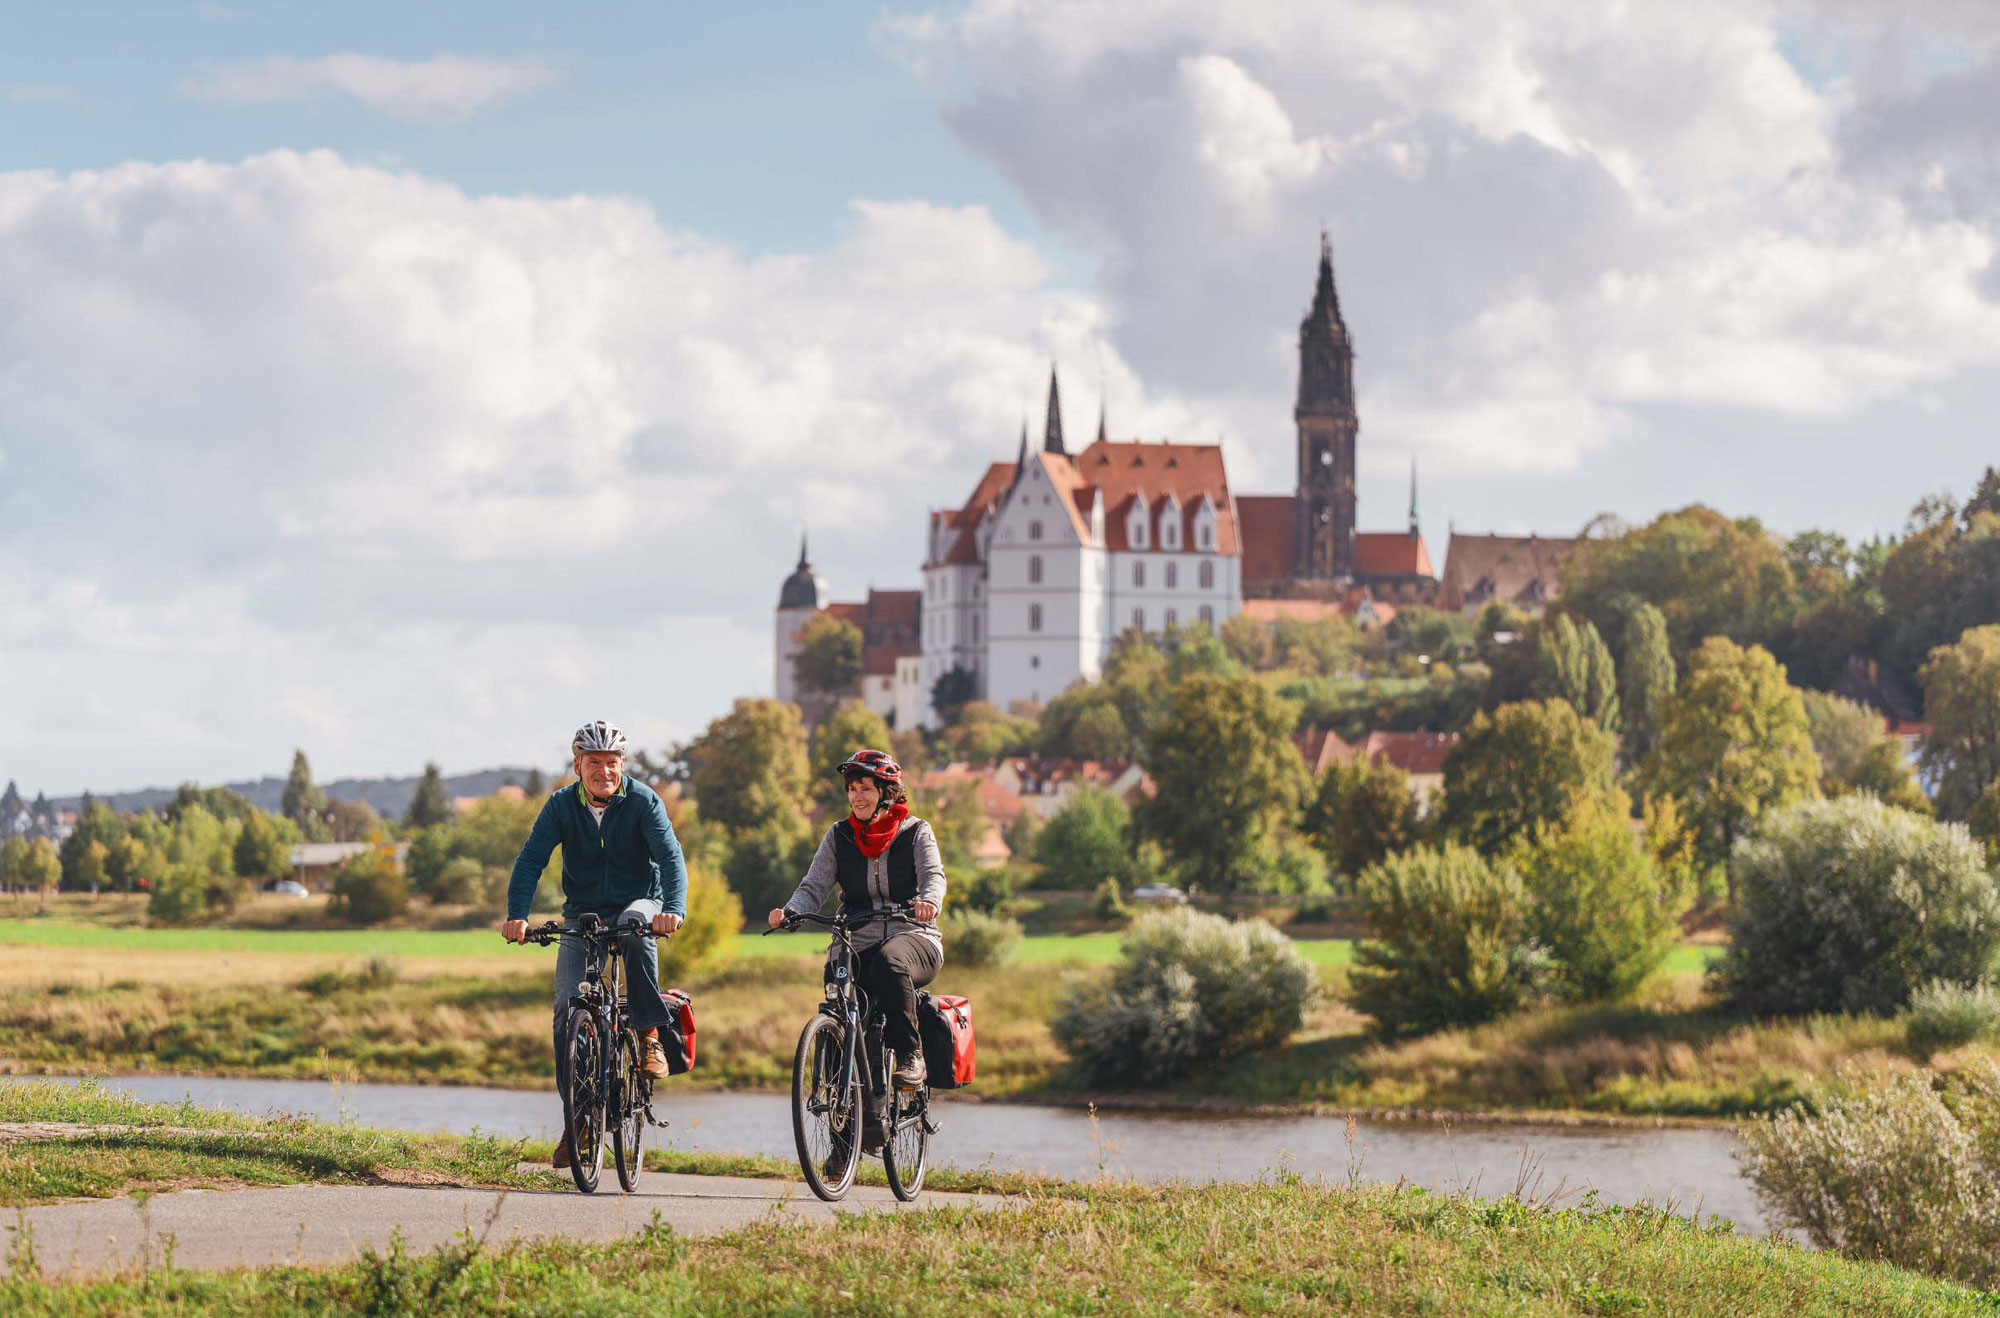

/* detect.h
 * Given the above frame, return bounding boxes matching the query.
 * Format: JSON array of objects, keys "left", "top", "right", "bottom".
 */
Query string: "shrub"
[
  {"left": 429, "top": 856, "right": 488, "bottom": 905},
  {"left": 147, "top": 863, "right": 215, "bottom": 927},
  {"left": 1716, "top": 796, "right": 2000, "bottom": 1016},
  {"left": 658, "top": 863, "right": 742, "bottom": 983},
  {"left": 326, "top": 850, "right": 410, "bottom": 925},
  {"left": 1256, "top": 835, "right": 1331, "bottom": 898},
  {"left": 1348, "top": 844, "right": 1545, "bottom": 1037},
  {"left": 941, "top": 908, "right": 1023, "bottom": 968},
  {"left": 1090, "top": 878, "right": 1127, "bottom": 922},
  {"left": 1511, "top": 794, "right": 1690, "bottom": 1002},
  {"left": 1051, "top": 908, "right": 1313, "bottom": 1086},
  {"left": 1903, "top": 980, "right": 2000, "bottom": 1056},
  {"left": 1740, "top": 1062, "right": 2000, "bottom": 1288},
  {"left": 956, "top": 865, "right": 1014, "bottom": 915},
  {"left": 1034, "top": 787, "right": 1131, "bottom": 890}
]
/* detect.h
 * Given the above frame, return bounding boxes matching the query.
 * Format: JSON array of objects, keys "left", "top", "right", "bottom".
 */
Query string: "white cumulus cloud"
[{"left": 180, "top": 53, "right": 556, "bottom": 123}]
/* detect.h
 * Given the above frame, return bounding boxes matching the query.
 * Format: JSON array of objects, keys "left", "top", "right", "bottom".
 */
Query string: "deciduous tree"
[
  {"left": 792, "top": 612, "right": 864, "bottom": 696},
  {"left": 1638, "top": 637, "right": 1819, "bottom": 883},
  {"left": 809, "top": 701, "right": 894, "bottom": 814},
  {"left": 1437, "top": 699, "right": 1619, "bottom": 856},
  {"left": 1617, "top": 602, "right": 1675, "bottom": 766},
  {"left": 1919, "top": 623, "right": 2000, "bottom": 820},
  {"left": 1532, "top": 614, "right": 1620, "bottom": 733},
  {"left": 1138, "top": 672, "right": 1309, "bottom": 890},
  {"left": 1034, "top": 786, "right": 1131, "bottom": 890},
  {"left": 1305, "top": 755, "right": 1422, "bottom": 883}
]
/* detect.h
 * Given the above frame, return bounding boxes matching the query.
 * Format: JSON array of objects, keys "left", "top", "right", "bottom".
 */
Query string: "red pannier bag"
[
  {"left": 917, "top": 992, "right": 974, "bottom": 1089},
  {"left": 658, "top": 988, "right": 697, "bottom": 1075}
]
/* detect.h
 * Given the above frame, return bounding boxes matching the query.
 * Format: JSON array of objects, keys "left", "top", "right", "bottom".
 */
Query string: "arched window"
[
  {"left": 1198, "top": 525, "right": 1210, "bottom": 549},
  {"left": 1134, "top": 561, "right": 1146, "bottom": 588},
  {"left": 1028, "top": 554, "right": 1043, "bottom": 584},
  {"left": 1029, "top": 520, "right": 1043, "bottom": 541},
  {"left": 1133, "top": 608, "right": 1145, "bottom": 631},
  {"left": 1165, "top": 562, "right": 1178, "bottom": 589},
  {"left": 1029, "top": 603, "right": 1043, "bottom": 633},
  {"left": 1200, "top": 605, "right": 1214, "bottom": 626},
  {"left": 1166, "top": 608, "right": 1178, "bottom": 627},
  {"left": 1199, "top": 560, "right": 1214, "bottom": 589}
]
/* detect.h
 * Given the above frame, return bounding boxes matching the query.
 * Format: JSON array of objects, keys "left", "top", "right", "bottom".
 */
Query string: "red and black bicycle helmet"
[{"left": 834, "top": 748, "right": 902, "bottom": 788}]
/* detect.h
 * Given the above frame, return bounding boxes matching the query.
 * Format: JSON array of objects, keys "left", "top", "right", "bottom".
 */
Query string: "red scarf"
[{"left": 848, "top": 802, "right": 909, "bottom": 859}]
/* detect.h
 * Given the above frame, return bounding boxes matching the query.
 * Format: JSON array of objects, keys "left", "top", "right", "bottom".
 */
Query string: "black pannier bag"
[
  {"left": 917, "top": 991, "right": 975, "bottom": 1089},
  {"left": 657, "top": 988, "right": 696, "bottom": 1075}
]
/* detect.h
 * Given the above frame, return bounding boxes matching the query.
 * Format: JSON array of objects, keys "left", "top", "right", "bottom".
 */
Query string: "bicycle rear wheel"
[
  {"left": 560, "top": 1007, "right": 606, "bottom": 1194},
  {"left": 792, "top": 1012, "right": 861, "bottom": 1202},
  {"left": 610, "top": 1029, "right": 646, "bottom": 1193},
  {"left": 882, "top": 1055, "right": 929, "bottom": 1201}
]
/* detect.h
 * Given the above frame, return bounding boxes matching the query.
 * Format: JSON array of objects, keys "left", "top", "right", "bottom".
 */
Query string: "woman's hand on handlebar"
[
  {"left": 500, "top": 918, "right": 529, "bottom": 943},
  {"left": 912, "top": 901, "right": 938, "bottom": 924},
  {"left": 767, "top": 907, "right": 788, "bottom": 929}
]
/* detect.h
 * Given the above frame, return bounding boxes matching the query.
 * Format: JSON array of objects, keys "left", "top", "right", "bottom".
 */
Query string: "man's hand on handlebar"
[
  {"left": 500, "top": 918, "right": 529, "bottom": 943},
  {"left": 652, "top": 912, "right": 683, "bottom": 936},
  {"left": 912, "top": 900, "right": 938, "bottom": 924}
]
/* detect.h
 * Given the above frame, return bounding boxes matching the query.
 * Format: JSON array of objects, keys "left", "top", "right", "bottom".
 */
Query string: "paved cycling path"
[{"left": 3, "top": 1173, "right": 1023, "bottom": 1279}]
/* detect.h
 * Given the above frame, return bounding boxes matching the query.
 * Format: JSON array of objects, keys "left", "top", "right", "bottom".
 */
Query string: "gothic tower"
[{"left": 1294, "top": 231, "right": 1358, "bottom": 579}]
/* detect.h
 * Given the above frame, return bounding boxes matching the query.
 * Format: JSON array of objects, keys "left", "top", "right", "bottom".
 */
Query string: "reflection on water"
[{"left": 20, "top": 1073, "right": 1774, "bottom": 1235}]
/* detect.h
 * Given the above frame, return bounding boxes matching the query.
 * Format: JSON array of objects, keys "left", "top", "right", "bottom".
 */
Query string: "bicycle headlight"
[{"left": 824, "top": 983, "right": 840, "bottom": 1001}]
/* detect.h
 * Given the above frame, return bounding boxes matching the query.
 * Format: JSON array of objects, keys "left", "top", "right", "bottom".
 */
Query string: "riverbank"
[
  {"left": 0, "top": 1121, "right": 1981, "bottom": 1315},
  {"left": 1, "top": 944, "right": 1931, "bottom": 1122}
]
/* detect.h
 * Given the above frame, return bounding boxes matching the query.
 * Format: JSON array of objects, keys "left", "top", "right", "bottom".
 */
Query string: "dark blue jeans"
[{"left": 551, "top": 899, "right": 672, "bottom": 1082}]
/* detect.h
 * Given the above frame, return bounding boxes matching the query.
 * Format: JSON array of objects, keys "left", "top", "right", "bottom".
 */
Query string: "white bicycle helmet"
[{"left": 571, "top": 719, "right": 629, "bottom": 757}]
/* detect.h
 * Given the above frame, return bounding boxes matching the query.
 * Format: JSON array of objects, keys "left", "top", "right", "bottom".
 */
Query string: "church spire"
[
  {"left": 1016, "top": 419, "right": 1029, "bottom": 469},
  {"left": 1043, "top": 365, "right": 1066, "bottom": 455},
  {"left": 1096, "top": 396, "right": 1107, "bottom": 444},
  {"left": 1408, "top": 457, "right": 1420, "bottom": 537},
  {"left": 1308, "top": 226, "right": 1344, "bottom": 332},
  {"left": 796, "top": 527, "right": 810, "bottom": 572}
]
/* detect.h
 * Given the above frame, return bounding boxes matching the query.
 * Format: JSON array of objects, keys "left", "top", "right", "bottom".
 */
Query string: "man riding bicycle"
[{"left": 502, "top": 719, "right": 685, "bottom": 1168}]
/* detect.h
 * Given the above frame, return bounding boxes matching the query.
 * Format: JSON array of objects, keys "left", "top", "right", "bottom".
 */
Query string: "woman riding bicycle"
[{"left": 767, "top": 748, "right": 945, "bottom": 1089}]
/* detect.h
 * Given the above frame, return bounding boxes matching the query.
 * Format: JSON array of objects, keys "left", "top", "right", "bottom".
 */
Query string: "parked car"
[
  {"left": 1129, "top": 884, "right": 1187, "bottom": 904},
  {"left": 269, "top": 879, "right": 310, "bottom": 898}
]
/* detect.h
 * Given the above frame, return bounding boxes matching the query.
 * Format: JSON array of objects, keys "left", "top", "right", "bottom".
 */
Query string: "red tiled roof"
[
  {"left": 1080, "top": 441, "right": 1239, "bottom": 554},
  {"left": 1359, "top": 730, "right": 1458, "bottom": 777},
  {"left": 914, "top": 763, "right": 1026, "bottom": 824},
  {"left": 1035, "top": 451, "right": 1096, "bottom": 543},
  {"left": 938, "top": 461, "right": 1021, "bottom": 566},
  {"left": 1239, "top": 495, "right": 1435, "bottom": 583},
  {"left": 864, "top": 589, "right": 920, "bottom": 630},
  {"left": 862, "top": 643, "right": 902, "bottom": 677},
  {"left": 1291, "top": 728, "right": 1355, "bottom": 776},
  {"left": 825, "top": 602, "right": 865, "bottom": 627},
  {"left": 1437, "top": 534, "right": 1575, "bottom": 611},
  {"left": 1240, "top": 598, "right": 1352, "bottom": 623},
  {"left": 1355, "top": 532, "right": 1433, "bottom": 577},
  {"left": 1237, "top": 495, "right": 1295, "bottom": 582}
]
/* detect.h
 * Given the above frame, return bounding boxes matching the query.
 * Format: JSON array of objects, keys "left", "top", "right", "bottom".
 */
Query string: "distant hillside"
[{"left": 53, "top": 767, "right": 550, "bottom": 819}]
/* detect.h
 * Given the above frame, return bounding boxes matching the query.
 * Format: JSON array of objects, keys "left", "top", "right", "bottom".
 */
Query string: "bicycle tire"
[
  {"left": 560, "top": 1007, "right": 606, "bottom": 1194},
  {"left": 792, "top": 1012, "right": 861, "bottom": 1202},
  {"left": 611, "top": 1029, "right": 646, "bottom": 1193},
  {"left": 882, "top": 1054, "right": 929, "bottom": 1201}
]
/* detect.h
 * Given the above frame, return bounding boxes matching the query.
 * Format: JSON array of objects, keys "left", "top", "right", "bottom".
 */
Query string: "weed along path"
[{"left": 2, "top": 1173, "right": 1023, "bottom": 1279}]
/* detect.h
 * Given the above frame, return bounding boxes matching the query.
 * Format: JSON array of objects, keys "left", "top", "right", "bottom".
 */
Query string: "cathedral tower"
[{"left": 1294, "top": 231, "right": 1358, "bottom": 579}]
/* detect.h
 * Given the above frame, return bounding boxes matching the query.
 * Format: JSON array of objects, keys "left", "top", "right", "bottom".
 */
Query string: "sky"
[{"left": 7, "top": 1, "right": 2000, "bottom": 796}]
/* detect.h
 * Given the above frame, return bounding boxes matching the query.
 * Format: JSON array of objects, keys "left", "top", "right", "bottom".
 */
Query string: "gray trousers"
[{"left": 552, "top": 898, "right": 672, "bottom": 1079}]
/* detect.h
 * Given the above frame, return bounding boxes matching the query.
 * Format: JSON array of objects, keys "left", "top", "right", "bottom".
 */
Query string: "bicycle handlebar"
[
  {"left": 762, "top": 902, "right": 917, "bottom": 936},
  {"left": 514, "top": 917, "right": 673, "bottom": 947}
]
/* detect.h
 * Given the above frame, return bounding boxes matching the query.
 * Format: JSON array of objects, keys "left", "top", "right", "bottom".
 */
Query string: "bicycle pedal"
[{"left": 922, "top": 1114, "right": 939, "bottom": 1135}]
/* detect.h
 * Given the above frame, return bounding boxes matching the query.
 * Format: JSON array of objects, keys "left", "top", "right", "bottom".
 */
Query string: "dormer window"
[
  {"left": 1029, "top": 520, "right": 1043, "bottom": 541},
  {"left": 1128, "top": 496, "right": 1149, "bottom": 550},
  {"left": 1160, "top": 496, "right": 1182, "bottom": 550}
]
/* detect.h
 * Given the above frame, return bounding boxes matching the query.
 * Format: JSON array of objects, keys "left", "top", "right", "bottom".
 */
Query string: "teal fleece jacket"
[{"left": 506, "top": 777, "right": 687, "bottom": 922}]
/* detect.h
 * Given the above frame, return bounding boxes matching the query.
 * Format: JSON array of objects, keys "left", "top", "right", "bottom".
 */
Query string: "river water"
[{"left": 26, "top": 1073, "right": 1779, "bottom": 1235}]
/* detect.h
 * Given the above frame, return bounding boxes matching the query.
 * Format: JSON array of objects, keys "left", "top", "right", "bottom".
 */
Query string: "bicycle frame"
[{"left": 771, "top": 906, "right": 936, "bottom": 1157}]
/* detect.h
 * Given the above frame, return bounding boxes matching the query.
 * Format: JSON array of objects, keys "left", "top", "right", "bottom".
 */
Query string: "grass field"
[{"left": 0, "top": 919, "right": 1725, "bottom": 974}]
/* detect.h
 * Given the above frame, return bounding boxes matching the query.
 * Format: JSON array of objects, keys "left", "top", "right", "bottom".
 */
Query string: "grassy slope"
[
  {"left": 2, "top": 1179, "right": 1986, "bottom": 1315},
  {"left": 0, "top": 1080, "right": 547, "bottom": 1208}
]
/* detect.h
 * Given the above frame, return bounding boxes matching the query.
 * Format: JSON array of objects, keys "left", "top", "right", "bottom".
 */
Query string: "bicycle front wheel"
[
  {"left": 792, "top": 1012, "right": 861, "bottom": 1202},
  {"left": 610, "top": 1029, "right": 646, "bottom": 1193},
  {"left": 883, "top": 1055, "right": 929, "bottom": 1201},
  {"left": 560, "top": 1007, "right": 606, "bottom": 1194}
]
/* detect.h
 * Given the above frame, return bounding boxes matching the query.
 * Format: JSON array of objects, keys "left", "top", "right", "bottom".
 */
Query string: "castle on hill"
[{"left": 777, "top": 236, "right": 1572, "bottom": 729}]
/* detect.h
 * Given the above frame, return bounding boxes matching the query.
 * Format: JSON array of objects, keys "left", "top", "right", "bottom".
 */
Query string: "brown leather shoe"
[
  {"left": 552, "top": 1137, "right": 572, "bottom": 1169},
  {"left": 640, "top": 1028, "right": 670, "bottom": 1078}
]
